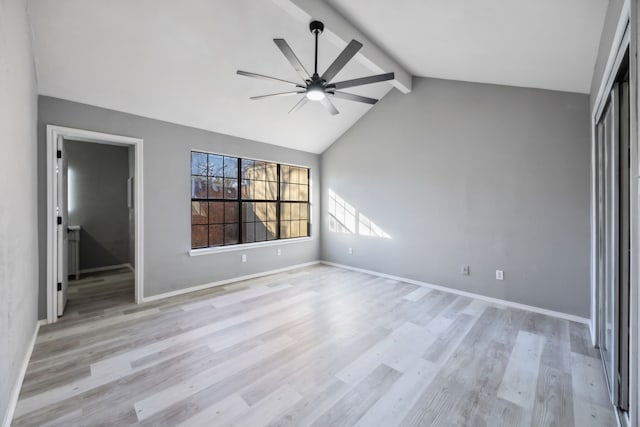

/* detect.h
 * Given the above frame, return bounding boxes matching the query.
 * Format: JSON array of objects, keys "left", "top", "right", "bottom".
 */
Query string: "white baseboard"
[
  {"left": 322, "top": 261, "right": 590, "bottom": 325},
  {"left": 79, "top": 263, "right": 132, "bottom": 275},
  {"left": 2, "top": 321, "right": 40, "bottom": 427},
  {"left": 141, "top": 261, "right": 320, "bottom": 303}
]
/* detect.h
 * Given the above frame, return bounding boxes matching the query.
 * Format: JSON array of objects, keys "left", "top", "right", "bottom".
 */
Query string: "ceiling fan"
[{"left": 237, "top": 20, "right": 394, "bottom": 115}]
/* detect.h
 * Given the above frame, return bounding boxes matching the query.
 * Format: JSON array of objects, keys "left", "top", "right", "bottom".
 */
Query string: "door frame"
[{"left": 46, "top": 125, "right": 144, "bottom": 324}]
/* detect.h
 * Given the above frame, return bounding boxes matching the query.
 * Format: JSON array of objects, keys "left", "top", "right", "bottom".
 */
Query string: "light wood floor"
[{"left": 13, "top": 265, "right": 615, "bottom": 426}]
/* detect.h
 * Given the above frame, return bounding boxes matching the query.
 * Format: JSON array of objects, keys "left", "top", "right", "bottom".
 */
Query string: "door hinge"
[
  {"left": 57, "top": 216, "right": 62, "bottom": 225},
  {"left": 57, "top": 282, "right": 62, "bottom": 291},
  {"left": 57, "top": 150, "right": 62, "bottom": 159}
]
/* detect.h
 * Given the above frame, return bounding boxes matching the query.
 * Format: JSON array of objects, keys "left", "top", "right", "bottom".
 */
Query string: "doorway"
[
  {"left": 594, "top": 49, "right": 630, "bottom": 414},
  {"left": 46, "top": 125, "right": 144, "bottom": 323}
]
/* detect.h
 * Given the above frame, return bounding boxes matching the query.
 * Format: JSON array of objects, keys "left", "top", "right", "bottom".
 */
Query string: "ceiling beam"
[{"left": 272, "top": 0, "right": 412, "bottom": 94}]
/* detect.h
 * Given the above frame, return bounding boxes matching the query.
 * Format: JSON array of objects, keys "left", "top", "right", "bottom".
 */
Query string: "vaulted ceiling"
[
  {"left": 28, "top": 0, "right": 608, "bottom": 153},
  {"left": 328, "top": 0, "right": 609, "bottom": 94}
]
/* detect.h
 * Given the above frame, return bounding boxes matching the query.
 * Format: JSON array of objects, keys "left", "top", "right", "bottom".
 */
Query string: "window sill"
[{"left": 189, "top": 237, "right": 314, "bottom": 256}]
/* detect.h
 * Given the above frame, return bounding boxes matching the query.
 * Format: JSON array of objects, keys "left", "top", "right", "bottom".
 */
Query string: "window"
[{"left": 191, "top": 151, "right": 310, "bottom": 249}]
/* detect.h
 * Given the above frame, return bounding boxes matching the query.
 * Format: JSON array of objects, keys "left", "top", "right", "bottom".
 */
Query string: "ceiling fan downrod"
[{"left": 309, "top": 20, "right": 324, "bottom": 78}]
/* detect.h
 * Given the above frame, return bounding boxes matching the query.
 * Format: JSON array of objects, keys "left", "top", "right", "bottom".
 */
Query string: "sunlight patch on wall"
[
  {"left": 68, "top": 166, "right": 76, "bottom": 215},
  {"left": 327, "top": 189, "right": 391, "bottom": 239}
]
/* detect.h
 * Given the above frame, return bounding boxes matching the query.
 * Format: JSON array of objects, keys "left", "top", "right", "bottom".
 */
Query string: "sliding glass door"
[{"left": 595, "top": 57, "right": 630, "bottom": 412}]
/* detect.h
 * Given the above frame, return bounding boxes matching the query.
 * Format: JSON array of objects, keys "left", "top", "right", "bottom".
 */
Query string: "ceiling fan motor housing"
[{"left": 309, "top": 20, "right": 324, "bottom": 34}]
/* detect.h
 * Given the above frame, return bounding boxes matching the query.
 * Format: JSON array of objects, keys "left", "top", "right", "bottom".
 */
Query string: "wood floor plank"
[
  {"left": 571, "top": 352, "right": 617, "bottom": 427},
  {"left": 175, "top": 393, "right": 249, "bottom": 427},
  {"left": 228, "top": 384, "right": 303, "bottom": 427},
  {"left": 266, "top": 378, "right": 351, "bottom": 427},
  {"left": 496, "top": 330, "right": 546, "bottom": 409},
  {"left": 134, "top": 335, "right": 295, "bottom": 420},
  {"left": 309, "top": 364, "right": 402, "bottom": 427},
  {"left": 354, "top": 358, "right": 439, "bottom": 427},
  {"left": 531, "top": 336, "right": 576, "bottom": 427},
  {"left": 402, "top": 286, "right": 432, "bottom": 302}
]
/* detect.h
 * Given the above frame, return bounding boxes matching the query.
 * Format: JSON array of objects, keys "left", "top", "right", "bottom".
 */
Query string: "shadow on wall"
[
  {"left": 327, "top": 189, "right": 391, "bottom": 239},
  {"left": 79, "top": 229, "right": 128, "bottom": 269}
]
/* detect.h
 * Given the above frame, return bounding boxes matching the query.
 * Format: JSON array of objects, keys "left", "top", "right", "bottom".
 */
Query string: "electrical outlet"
[
  {"left": 496, "top": 270, "right": 504, "bottom": 280},
  {"left": 241, "top": 254, "right": 247, "bottom": 263},
  {"left": 348, "top": 247, "right": 353, "bottom": 255},
  {"left": 461, "top": 265, "right": 470, "bottom": 276},
  {"left": 276, "top": 248, "right": 282, "bottom": 256}
]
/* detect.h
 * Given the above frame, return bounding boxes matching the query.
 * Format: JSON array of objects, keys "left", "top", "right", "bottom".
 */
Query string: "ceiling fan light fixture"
[{"left": 306, "top": 86, "right": 325, "bottom": 101}]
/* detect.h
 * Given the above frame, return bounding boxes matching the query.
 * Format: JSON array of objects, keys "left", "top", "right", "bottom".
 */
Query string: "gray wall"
[
  {"left": 38, "top": 96, "right": 320, "bottom": 318},
  {"left": 66, "top": 140, "right": 130, "bottom": 270},
  {"left": 0, "top": 0, "right": 39, "bottom": 421},
  {"left": 321, "top": 77, "right": 591, "bottom": 318},
  {"left": 590, "top": 0, "right": 626, "bottom": 110}
]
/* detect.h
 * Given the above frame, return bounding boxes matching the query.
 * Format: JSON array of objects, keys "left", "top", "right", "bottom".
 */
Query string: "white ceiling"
[
  {"left": 29, "top": 0, "right": 608, "bottom": 154},
  {"left": 328, "top": 0, "right": 609, "bottom": 94},
  {"left": 28, "top": 0, "right": 394, "bottom": 154}
]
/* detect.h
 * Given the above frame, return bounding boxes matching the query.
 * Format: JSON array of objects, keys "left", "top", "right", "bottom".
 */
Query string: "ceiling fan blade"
[
  {"left": 273, "top": 39, "right": 311, "bottom": 82},
  {"left": 329, "top": 91, "right": 378, "bottom": 105},
  {"left": 289, "top": 96, "right": 309, "bottom": 114},
  {"left": 320, "top": 97, "right": 339, "bottom": 115},
  {"left": 237, "top": 70, "right": 303, "bottom": 87},
  {"left": 329, "top": 72, "right": 395, "bottom": 90},
  {"left": 321, "top": 40, "right": 363, "bottom": 83},
  {"left": 250, "top": 91, "right": 305, "bottom": 100}
]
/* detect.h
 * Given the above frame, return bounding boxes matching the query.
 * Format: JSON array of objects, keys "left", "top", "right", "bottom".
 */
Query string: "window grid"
[{"left": 191, "top": 151, "right": 310, "bottom": 249}]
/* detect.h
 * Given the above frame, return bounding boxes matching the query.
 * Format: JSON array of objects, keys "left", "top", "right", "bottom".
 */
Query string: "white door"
[{"left": 56, "top": 136, "right": 69, "bottom": 316}]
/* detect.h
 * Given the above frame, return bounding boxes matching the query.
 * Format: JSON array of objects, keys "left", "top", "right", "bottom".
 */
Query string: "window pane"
[
  {"left": 208, "top": 154, "right": 224, "bottom": 177},
  {"left": 280, "top": 221, "right": 291, "bottom": 239},
  {"left": 281, "top": 183, "right": 290, "bottom": 200},
  {"left": 291, "top": 220, "right": 300, "bottom": 237},
  {"left": 243, "top": 222, "right": 255, "bottom": 243},
  {"left": 289, "top": 203, "right": 298, "bottom": 220},
  {"left": 224, "top": 223, "right": 239, "bottom": 244},
  {"left": 255, "top": 180, "right": 266, "bottom": 200},
  {"left": 289, "top": 167, "right": 298, "bottom": 184},
  {"left": 192, "top": 225, "right": 208, "bottom": 248},
  {"left": 209, "top": 224, "right": 224, "bottom": 246},
  {"left": 266, "top": 202, "right": 277, "bottom": 222},
  {"left": 208, "top": 177, "right": 223, "bottom": 199},
  {"left": 225, "top": 202, "right": 239, "bottom": 223},
  {"left": 254, "top": 161, "right": 266, "bottom": 181},
  {"left": 209, "top": 202, "right": 224, "bottom": 224},
  {"left": 255, "top": 221, "right": 267, "bottom": 242},
  {"left": 299, "top": 185, "right": 308, "bottom": 202},
  {"left": 266, "top": 163, "right": 277, "bottom": 181},
  {"left": 192, "top": 152, "right": 208, "bottom": 176},
  {"left": 280, "top": 203, "right": 291, "bottom": 221},
  {"left": 299, "top": 168, "right": 308, "bottom": 185},
  {"left": 224, "top": 156, "right": 238, "bottom": 178},
  {"left": 267, "top": 222, "right": 278, "bottom": 240},
  {"left": 255, "top": 202, "right": 267, "bottom": 220},
  {"left": 241, "top": 159, "right": 254, "bottom": 179},
  {"left": 241, "top": 179, "right": 253, "bottom": 199},
  {"left": 192, "top": 176, "right": 207, "bottom": 198},
  {"left": 289, "top": 184, "right": 299, "bottom": 201},
  {"left": 299, "top": 220, "right": 308, "bottom": 237},
  {"left": 224, "top": 178, "right": 238, "bottom": 199},
  {"left": 243, "top": 202, "right": 255, "bottom": 222},
  {"left": 300, "top": 203, "right": 308, "bottom": 221},
  {"left": 280, "top": 165, "right": 290, "bottom": 183},
  {"left": 266, "top": 181, "right": 277, "bottom": 200},
  {"left": 191, "top": 201, "right": 208, "bottom": 225}
]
